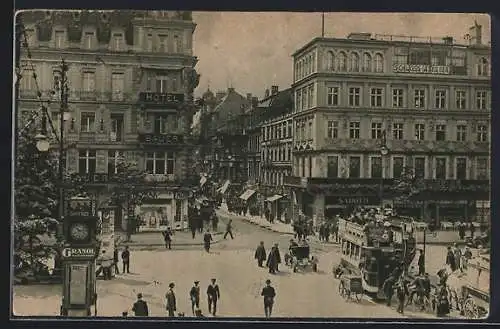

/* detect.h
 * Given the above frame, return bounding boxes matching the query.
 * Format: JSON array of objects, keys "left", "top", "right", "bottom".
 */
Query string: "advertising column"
[{"left": 97, "top": 208, "right": 115, "bottom": 276}]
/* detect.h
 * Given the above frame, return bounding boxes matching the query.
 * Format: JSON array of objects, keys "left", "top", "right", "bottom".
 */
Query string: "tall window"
[
  {"left": 154, "top": 115, "right": 169, "bottom": 134},
  {"left": 349, "top": 121, "right": 360, "bottom": 139},
  {"left": 456, "top": 90, "right": 466, "bottom": 109},
  {"left": 394, "top": 47, "right": 408, "bottom": 65},
  {"left": 393, "top": 123, "right": 403, "bottom": 140},
  {"left": 392, "top": 157, "right": 404, "bottom": 178},
  {"left": 477, "top": 57, "right": 489, "bottom": 76},
  {"left": 111, "top": 73, "right": 124, "bottom": 101},
  {"left": 327, "top": 87, "right": 339, "bottom": 106},
  {"left": 362, "top": 53, "right": 372, "bottom": 72},
  {"left": 349, "top": 156, "right": 361, "bottom": 178},
  {"left": 110, "top": 114, "right": 124, "bottom": 141},
  {"left": 456, "top": 157, "right": 467, "bottom": 180},
  {"left": 476, "top": 91, "right": 487, "bottom": 109},
  {"left": 158, "top": 34, "right": 167, "bottom": 52},
  {"left": 146, "top": 33, "right": 153, "bottom": 51},
  {"left": 415, "top": 123, "right": 425, "bottom": 140},
  {"left": 108, "top": 150, "right": 124, "bottom": 174},
  {"left": 112, "top": 33, "right": 124, "bottom": 51},
  {"left": 374, "top": 53, "right": 384, "bottom": 72},
  {"left": 287, "top": 121, "right": 292, "bottom": 137},
  {"left": 308, "top": 85, "right": 314, "bottom": 108},
  {"left": 456, "top": 125, "right": 467, "bottom": 141},
  {"left": 350, "top": 53, "right": 359, "bottom": 71},
  {"left": 84, "top": 32, "right": 94, "bottom": 49},
  {"left": 392, "top": 88, "right": 404, "bottom": 108},
  {"left": 80, "top": 112, "right": 95, "bottom": 132},
  {"left": 20, "top": 69, "right": 36, "bottom": 90},
  {"left": 477, "top": 125, "right": 488, "bottom": 142},
  {"left": 55, "top": 30, "right": 65, "bottom": 48},
  {"left": 370, "top": 156, "right": 382, "bottom": 178},
  {"left": 156, "top": 75, "right": 169, "bottom": 93},
  {"left": 476, "top": 158, "right": 488, "bottom": 179},
  {"left": 82, "top": 72, "right": 96, "bottom": 92},
  {"left": 370, "top": 88, "right": 383, "bottom": 107},
  {"left": 173, "top": 35, "right": 183, "bottom": 53},
  {"left": 326, "top": 51, "right": 335, "bottom": 71},
  {"left": 371, "top": 122, "right": 382, "bottom": 139},
  {"left": 435, "top": 157, "right": 447, "bottom": 179},
  {"left": 327, "top": 156, "right": 339, "bottom": 178},
  {"left": 338, "top": 52, "right": 347, "bottom": 71},
  {"left": 349, "top": 87, "right": 361, "bottom": 106},
  {"left": 327, "top": 121, "right": 338, "bottom": 138},
  {"left": 78, "top": 150, "right": 96, "bottom": 174},
  {"left": 145, "top": 152, "right": 175, "bottom": 175},
  {"left": 414, "top": 157, "right": 426, "bottom": 178},
  {"left": 435, "top": 124, "right": 446, "bottom": 141},
  {"left": 435, "top": 90, "right": 446, "bottom": 109},
  {"left": 414, "top": 89, "right": 426, "bottom": 108}
]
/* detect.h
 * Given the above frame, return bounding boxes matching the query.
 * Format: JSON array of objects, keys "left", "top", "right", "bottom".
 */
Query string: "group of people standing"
[
  {"left": 446, "top": 243, "right": 473, "bottom": 273},
  {"left": 254, "top": 242, "right": 282, "bottom": 274}
]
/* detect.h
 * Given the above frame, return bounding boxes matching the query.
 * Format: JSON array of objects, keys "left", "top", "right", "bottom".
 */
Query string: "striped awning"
[
  {"left": 219, "top": 180, "right": 230, "bottom": 194},
  {"left": 239, "top": 189, "right": 256, "bottom": 201},
  {"left": 266, "top": 194, "right": 283, "bottom": 202}
]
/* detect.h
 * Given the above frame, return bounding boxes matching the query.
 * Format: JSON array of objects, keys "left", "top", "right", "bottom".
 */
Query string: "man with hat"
[
  {"left": 190, "top": 281, "right": 201, "bottom": 316},
  {"left": 254, "top": 241, "right": 267, "bottom": 267},
  {"left": 261, "top": 279, "right": 276, "bottom": 318},
  {"left": 206, "top": 278, "right": 220, "bottom": 316},
  {"left": 132, "top": 293, "right": 149, "bottom": 316},
  {"left": 165, "top": 282, "right": 177, "bottom": 317}
]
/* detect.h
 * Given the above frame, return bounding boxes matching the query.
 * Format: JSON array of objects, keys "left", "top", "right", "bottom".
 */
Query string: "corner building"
[
  {"left": 285, "top": 25, "right": 490, "bottom": 227},
  {"left": 18, "top": 10, "right": 199, "bottom": 232}
]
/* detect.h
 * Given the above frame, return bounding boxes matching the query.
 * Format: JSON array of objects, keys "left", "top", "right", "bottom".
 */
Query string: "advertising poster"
[{"left": 69, "top": 264, "right": 88, "bottom": 305}]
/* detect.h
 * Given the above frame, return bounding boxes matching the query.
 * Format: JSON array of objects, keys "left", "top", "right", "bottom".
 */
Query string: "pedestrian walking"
[
  {"left": 113, "top": 247, "right": 120, "bottom": 275},
  {"left": 224, "top": 219, "right": 234, "bottom": 239},
  {"left": 132, "top": 293, "right": 149, "bottom": 316},
  {"left": 165, "top": 282, "right": 177, "bottom": 317},
  {"left": 382, "top": 275, "right": 396, "bottom": 306},
  {"left": 162, "top": 227, "right": 173, "bottom": 250},
  {"left": 417, "top": 249, "right": 425, "bottom": 276},
  {"left": 261, "top": 279, "right": 276, "bottom": 318},
  {"left": 396, "top": 277, "right": 409, "bottom": 314},
  {"left": 445, "top": 246, "right": 456, "bottom": 272},
  {"left": 319, "top": 224, "right": 325, "bottom": 242},
  {"left": 190, "top": 281, "right": 201, "bottom": 316},
  {"left": 206, "top": 278, "right": 220, "bottom": 316},
  {"left": 436, "top": 284, "right": 450, "bottom": 317},
  {"left": 324, "top": 224, "right": 330, "bottom": 242},
  {"left": 266, "top": 243, "right": 282, "bottom": 274},
  {"left": 458, "top": 222, "right": 465, "bottom": 240},
  {"left": 453, "top": 244, "right": 463, "bottom": 273},
  {"left": 463, "top": 247, "right": 473, "bottom": 269},
  {"left": 203, "top": 230, "right": 213, "bottom": 253},
  {"left": 121, "top": 246, "right": 130, "bottom": 274},
  {"left": 254, "top": 241, "right": 267, "bottom": 267}
]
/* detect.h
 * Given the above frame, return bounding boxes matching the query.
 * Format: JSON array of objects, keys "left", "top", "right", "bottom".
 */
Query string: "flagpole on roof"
[{"left": 321, "top": 12, "right": 325, "bottom": 37}]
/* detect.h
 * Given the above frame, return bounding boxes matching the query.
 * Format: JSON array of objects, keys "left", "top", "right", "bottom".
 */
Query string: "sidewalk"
[
  {"left": 414, "top": 230, "right": 463, "bottom": 246},
  {"left": 216, "top": 207, "right": 295, "bottom": 235},
  {"left": 115, "top": 230, "right": 224, "bottom": 248}
]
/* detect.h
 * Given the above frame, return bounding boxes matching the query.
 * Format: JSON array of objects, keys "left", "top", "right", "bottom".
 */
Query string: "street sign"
[{"left": 62, "top": 247, "right": 96, "bottom": 258}]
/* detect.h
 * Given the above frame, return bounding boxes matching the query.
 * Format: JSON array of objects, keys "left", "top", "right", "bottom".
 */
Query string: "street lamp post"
[{"left": 379, "top": 130, "right": 389, "bottom": 208}]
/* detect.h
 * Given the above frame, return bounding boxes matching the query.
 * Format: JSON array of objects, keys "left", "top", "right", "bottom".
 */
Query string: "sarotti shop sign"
[{"left": 392, "top": 64, "right": 451, "bottom": 75}]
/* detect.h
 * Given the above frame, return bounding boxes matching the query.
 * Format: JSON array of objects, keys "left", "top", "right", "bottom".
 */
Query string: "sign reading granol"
[
  {"left": 392, "top": 64, "right": 451, "bottom": 75},
  {"left": 139, "top": 92, "right": 185, "bottom": 105}
]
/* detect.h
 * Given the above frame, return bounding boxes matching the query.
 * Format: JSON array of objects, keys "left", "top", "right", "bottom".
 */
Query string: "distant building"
[{"left": 285, "top": 23, "right": 490, "bottom": 227}]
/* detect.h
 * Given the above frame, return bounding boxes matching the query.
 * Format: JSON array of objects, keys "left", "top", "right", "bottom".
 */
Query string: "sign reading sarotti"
[{"left": 392, "top": 64, "right": 451, "bottom": 75}]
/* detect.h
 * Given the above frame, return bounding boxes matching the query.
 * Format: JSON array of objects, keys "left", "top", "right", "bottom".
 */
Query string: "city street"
[{"left": 13, "top": 214, "right": 434, "bottom": 319}]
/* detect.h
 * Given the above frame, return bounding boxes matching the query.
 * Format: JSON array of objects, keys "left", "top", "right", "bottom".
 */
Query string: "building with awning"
[
  {"left": 266, "top": 194, "right": 283, "bottom": 202},
  {"left": 239, "top": 189, "right": 256, "bottom": 200}
]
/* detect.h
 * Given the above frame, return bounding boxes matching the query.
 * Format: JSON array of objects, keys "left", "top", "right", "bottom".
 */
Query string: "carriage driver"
[{"left": 285, "top": 239, "right": 299, "bottom": 265}]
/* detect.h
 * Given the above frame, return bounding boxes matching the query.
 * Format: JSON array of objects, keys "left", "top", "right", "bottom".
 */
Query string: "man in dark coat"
[
  {"left": 121, "top": 246, "right": 130, "bottom": 274},
  {"left": 382, "top": 275, "right": 396, "bottom": 306},
  {"left": 458, "top": 223, "right": 465, "bottom": 240},
  {"left": 113, "top": 248, "right": 119, "bottom": 274},
  {"left": 132, "top": 293, "right": 149, "bottom": 316},
  {"left": 254, "top": 241, "right": 267, "bottom": 267},
  {"left": 445, "top": 246, "right": 457, "bottom": 272},
  {"left": 469, "top": 221, "right": 475, "bottom": 239},
  {"left": 324, "top": 224, "right": 331, "bottom": 242},
  {"left": 261, "top": 279, "right": 276, "bottom": 318},
  {"left": 418, "top": 249, "right": 425, "bottom": 275},
  {"left": 165, "top": 282, "right": 176, "bottom": 317},
  {"left": 162, "top": 227, "right": 173, "bottom": 250},
  {"left": 395, "top": 277, "right": 409, "bottom": 314},
  {"left": 190, "top": 281, "right": 201, "bottom": 316},
  {"left": 224, "top": 219, "right": 234, "bottom": 239},
  {"left": 207, "top": 278, "right": 220, "bottom": 316},
  {"left": 266, "top": 243, "right": 282, "bottom": 274},
  {"left": 203, "top": 230, "right": 213, "bottom": 253}
]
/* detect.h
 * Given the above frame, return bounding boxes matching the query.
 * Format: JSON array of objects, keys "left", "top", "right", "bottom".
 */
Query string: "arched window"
[
  {"left": 374, "top": 53, "right": 384, "bottom": 72},
  {"left": 350, "top": 52, "right": 360, "bottom": 72},
  {"left": 326, "top": 51, "right": 335, "bottom": 71},
  {"left": 478, "top": 57, "right": 489, "bottom": 76},
  {"left": 338, "top": 51, "right": 347, "bottom": 71},
  {"left": 363, "top": 53, "right": 372, "bottom": 72}
]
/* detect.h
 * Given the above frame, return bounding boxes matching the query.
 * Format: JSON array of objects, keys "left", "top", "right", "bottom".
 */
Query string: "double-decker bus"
[{"left": 338, "top": 217, "right": 416, "bottom": 299}]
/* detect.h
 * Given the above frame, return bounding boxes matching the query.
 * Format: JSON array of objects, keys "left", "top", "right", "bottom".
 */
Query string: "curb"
[{"left": 217, "top": 210, "right": 295, "bottom": 235}]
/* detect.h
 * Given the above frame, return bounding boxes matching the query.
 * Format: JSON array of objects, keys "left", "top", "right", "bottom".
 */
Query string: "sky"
[{"left": 192, "top": 12, "right": 491, "bottom": 99}]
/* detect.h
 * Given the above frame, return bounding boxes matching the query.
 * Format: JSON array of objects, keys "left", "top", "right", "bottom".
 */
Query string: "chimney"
[
  {"left": 264, "top": 89, "right": 270, "bottom": 98},
  {"left": 442, "top": 36, "right": 453, "bottom": 45},
  {"left": 271, "top": 85, "right": 279, "bottom": 95},
  {"left": 469, "top": 22, "right": 482, "bottom": 45},
  {"left": 246, "top": 93, "right": 252, "bottom": 101},
  {"left": 215, "top": 91, "right": 226, "bottom": 103},
  {"left": 227, "top": 87, "right": 235, "bottom": 93},
  {"left": 252, "top": 97, "right": 258, "bottom": 107}
]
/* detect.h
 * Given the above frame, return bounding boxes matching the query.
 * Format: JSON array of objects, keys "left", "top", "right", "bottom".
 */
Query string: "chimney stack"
[
  {"left": 469, "top": 22, "right": 482, "bottom": 45},
  {"left": 271, "top": 85, "right": 279, "bottom": 95},
  {"left": 264, "top": 89, "right": 270, "bottom": 98},
  {"left": 246, "top": 93, "right": 252, "bottom": 101},
  {"left": 252, "top": 97, "right": 258, "bottom": 107}
]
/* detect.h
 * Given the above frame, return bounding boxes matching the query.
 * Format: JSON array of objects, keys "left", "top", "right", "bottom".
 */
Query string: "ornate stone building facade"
[
  {"left": 285, "top": 24, "right": 490, "bottom": 226},
  {"left": 17, "top": 10, "right": 199, "bottom": 231}
]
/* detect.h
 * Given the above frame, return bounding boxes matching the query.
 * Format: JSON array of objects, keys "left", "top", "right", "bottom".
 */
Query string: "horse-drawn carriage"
[{"left": 287, "top": 245, "right": 318, "bottom": 273}]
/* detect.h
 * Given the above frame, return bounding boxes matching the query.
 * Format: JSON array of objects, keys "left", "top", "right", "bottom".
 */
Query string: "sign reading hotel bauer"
[
  {"left": 139, "top": 92, "right": 185, "bottom": 105},
  {"left": 392, "top": 64, "right": 451, "bottom": 75},
  {"left": 139, "top": 133, "right": 185, "bottom": 145}
]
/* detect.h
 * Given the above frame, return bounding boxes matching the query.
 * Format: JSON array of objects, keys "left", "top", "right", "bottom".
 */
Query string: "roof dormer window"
[
  {"left": 84, "top": 31, "right": 95, "bottom": 50},
  {"left": 112, "top": 33, "right": 124, "bottom": 51},
  {"left": 54, "top": 30, "right": 65, "bottom": 49}
]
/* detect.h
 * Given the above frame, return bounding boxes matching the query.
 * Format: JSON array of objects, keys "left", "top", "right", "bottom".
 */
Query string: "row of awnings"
[{"left": 238, "top": 189, "right": 283, "bottom": 203}]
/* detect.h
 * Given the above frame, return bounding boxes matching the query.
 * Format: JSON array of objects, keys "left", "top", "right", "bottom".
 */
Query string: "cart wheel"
[{"left": 464, "top": 298, "right": 478, "bottom": 319}]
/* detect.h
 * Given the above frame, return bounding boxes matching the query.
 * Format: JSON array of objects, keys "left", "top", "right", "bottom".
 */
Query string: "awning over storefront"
[
  {"left": 239, "top": 189, "right": 256, "bottom": 201},
  {"left": 219, "top": 180, "right": 230, "bottom": 194},
  {"left": 266, "top": 194, "right": 283, "bottom": 202}
]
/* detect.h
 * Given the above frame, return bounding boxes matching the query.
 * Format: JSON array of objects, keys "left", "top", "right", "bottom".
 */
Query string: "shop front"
[{"left": 136, "top": 191, "right": 189, "bottom": 232}]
